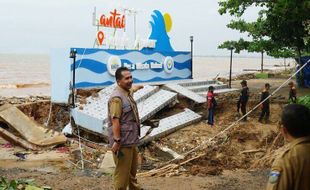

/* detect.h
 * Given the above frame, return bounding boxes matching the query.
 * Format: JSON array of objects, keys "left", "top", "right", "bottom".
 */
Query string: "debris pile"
[
  {"left": 0, "top": 79, "right": 288, "bottom": 181},
  {"left": 138, "top": 102, "right": 285, "bottom": 177}
]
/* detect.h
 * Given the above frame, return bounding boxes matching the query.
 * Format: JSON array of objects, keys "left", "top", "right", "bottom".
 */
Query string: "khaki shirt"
[
  {"left": 109, "top": 87, "right": 139, "bottom": 122},
  {"left": 266, "top": 136, "right": 310, "bottom": 190}
]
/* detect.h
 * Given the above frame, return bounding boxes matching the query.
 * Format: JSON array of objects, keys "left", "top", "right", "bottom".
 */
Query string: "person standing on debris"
[
  {"left": 207, "top": 86, "right": 217, "bottom": 126},
  {"left": 259, "top": 83, "right": 271, "bottom": 123},
  {"left": 288, "top": 81, "right": 297, "bottom": 103},
  {"left": 237, "top": 80, "right": 249, "bottom": 121},
  {"left": 107, "top": 67, "right": 144, "bottom": 190},
  {"left": 266, "top": 104, "right": 310, "bottom": 190}
]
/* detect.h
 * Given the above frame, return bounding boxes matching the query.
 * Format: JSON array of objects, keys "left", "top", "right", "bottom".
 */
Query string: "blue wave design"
[
  {"left": 133, "top": 76, "right": 188, "bottom": 83},
  {"left": 121, "top": 59, "right": 160, "bottom": 64},
  {"left": 147, "top": 10, "right": 173, "bottom": 51},
  {"left": 73, "top": 48, "right": 103, "bottom": 55},
  {"left": 71, "top": 59, "right": 107, "bottom": 74},
  {"left": 174, "top": 60, "right": 192, "bottom": 70},
  {"left": 72, "top": 58, "right": 191, "bottom": 75},
  {"left": 76, "top": 81, "right": 114, "bottom": 88},
  {"left": 121, "top": 59, "right": 191, "bottom": 71},
  {"left": 74, "top": 66, "right": 191, "bottom": 85}
]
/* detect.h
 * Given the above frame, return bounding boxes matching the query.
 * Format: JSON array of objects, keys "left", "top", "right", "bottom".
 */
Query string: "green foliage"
[
  {"left": 218, "top": 0, "right": 310, "bottom": 58},
  {"left": 296, "top": 95, "right": 310, "bottom": 110},
  {"left": 218, "top": 0, "right": 265, "bottom": 17},
  {"left": 267, "top": 47, "right": 296, "bottom": 58},
  {"left": 218, "top": 38, "right": 249, "bottom": 53},
  {"left": 255, "top": 72, "right": 268, "bottom": 79},
  {"left": 265, "top": 0, "right": 310, "bottom": 52},
  {"left": 0, "top": 177, "right": 17, "bottom": 190},
  {"left": 0, "top": 177, "right": 46, "bottom": 190}
]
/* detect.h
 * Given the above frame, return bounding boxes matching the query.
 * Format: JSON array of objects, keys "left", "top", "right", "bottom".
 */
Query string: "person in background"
[
  {"left": 266, "top": 104, "right": 310, "bottom": 190},
  {"left": 107, "top": 67, "right": 144, "bottom": 190},
  {"left": 207, "top": 86, "right": 217, "bottom": 126},
  {"left": 237, "top": 80, "right": 249, "bottom": 121},
  {"left": 259, "top": 83, "right": 271, "bottom": 123},
  {"left": 288, "top": 81, "right": 297, "bottom": 103}
]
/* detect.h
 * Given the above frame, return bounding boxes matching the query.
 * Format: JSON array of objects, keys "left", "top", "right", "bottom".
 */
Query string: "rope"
[
  {"left": 45, "top": 48, "right": 87, "bottom": 128},
  {"left": 72, "top": 48, "right": 88, "bottom": 170},
  {"left": 46, "top": 48, "right": 88, "bottom": 170},
  {"left": 155, "top": 59, "right": 310, "bottom": 168}
]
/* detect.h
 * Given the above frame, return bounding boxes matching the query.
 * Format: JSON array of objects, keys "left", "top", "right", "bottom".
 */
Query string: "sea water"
[{"left": 0, "top": 54, "right": 293, "bottom": 97}]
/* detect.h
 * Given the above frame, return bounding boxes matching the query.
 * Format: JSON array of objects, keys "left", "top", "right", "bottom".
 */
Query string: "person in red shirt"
[{"left": 207, "top": 86, "right": 217, "bottom": 126}]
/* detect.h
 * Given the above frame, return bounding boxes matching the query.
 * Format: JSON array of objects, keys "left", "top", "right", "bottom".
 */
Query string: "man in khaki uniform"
[
  {"left": 107, "top": 67, "right": 143, "bottom": 190},
  {"left": 266, "top": 104, "right": 310, "bottom": 190}
]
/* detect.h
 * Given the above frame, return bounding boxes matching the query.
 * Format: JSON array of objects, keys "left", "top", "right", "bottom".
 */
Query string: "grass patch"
[{"left": 255, "top": 72, "right": 269, "bottom": 79}]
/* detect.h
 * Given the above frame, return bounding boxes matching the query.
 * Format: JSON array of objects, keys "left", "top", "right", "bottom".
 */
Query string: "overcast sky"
[{"left": 0, "top": 0, "right": 261, "bottom": 56}]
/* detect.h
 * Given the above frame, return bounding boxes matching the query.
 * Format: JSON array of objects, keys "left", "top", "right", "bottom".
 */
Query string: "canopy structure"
[{"left": 296, "top": 56, "right": 310, "bottom": 88}]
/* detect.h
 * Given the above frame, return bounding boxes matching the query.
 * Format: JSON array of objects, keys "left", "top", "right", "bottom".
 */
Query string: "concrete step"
[
  {"left": 164, "top": 83, "right": 206, "bottom": 104},
  {"left": 198, "top": 88, "right": 239, "bottom": 96},
  {"left": 140, "top": 126, "right": 151, "bottom": 140},
  {"left": 71, "top": 85, "right": 159, "bottom": 135},
  {"left": 178, "top": 80, "right": 217, "bottom": 87},
  {"left": 186, "top": 83, "right": 229, "bottom": 93},
  {"left": 138, "top": 89, "right": 177, "bottom": 123},
  {"left": 140, "top": 108, "right": 202, "bottom": 144}
]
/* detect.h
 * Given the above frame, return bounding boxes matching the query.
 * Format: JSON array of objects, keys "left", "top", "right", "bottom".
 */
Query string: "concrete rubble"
[
  {"left": 70, "top": 79, "right": 233, "bottom": 142},
  {"left": 0, "top": 104, "right": 67, "bottom": 149},
  {"left": 0, "top": 79, "right": 237, "bottom": 174}
]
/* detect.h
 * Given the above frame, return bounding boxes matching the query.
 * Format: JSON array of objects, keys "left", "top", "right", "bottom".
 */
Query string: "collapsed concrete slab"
[
  {"left": 177, "top": 79, "right": 238, "bottom": 96},
  {"left": 164, "top": 83, "right": 206, "bottom": 104},
  {"left": 0, "top": 104, "right": 67, "bottom": 147},
  {"left": 140, "top": 108, "right": 202, "bottom": 144},
  {"left": 152, "top": 143, "right": 185, "bottom": 160},
  {"left": 71, "top": 85, "right": 159, "bottom": 135},
  {"left": 138, "top": 89, "right": 177, "bottom": 123},
  {"left": 199, "top": 88, "right": 239, "bottom": 97},
  {"left": 0, "top": 127, "right": 40, "bottom": 150},
  {"left": 71, "top": 86, "right": 177, "bottom": 137},
  {"left": 98, "top": 151, "right": 115, "bottom": 174},
  {"left": 140, "top": 126, "right": 151, "bottom": 140}
]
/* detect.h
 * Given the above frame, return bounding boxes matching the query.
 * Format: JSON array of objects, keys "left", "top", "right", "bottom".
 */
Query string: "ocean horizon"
[{"left": 0, "top": 53, "right": 294, "bottom": 97}]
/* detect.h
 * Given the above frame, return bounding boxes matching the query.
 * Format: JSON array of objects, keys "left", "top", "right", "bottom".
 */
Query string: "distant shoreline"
[{"left": 0, "top": 53, "right": 295, "bottom": 60}]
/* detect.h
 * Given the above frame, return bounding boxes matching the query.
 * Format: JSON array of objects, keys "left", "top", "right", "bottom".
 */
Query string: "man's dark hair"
[
  {"left": 240, "top": 80, "right": 247, "bottom": 86},
  {"left": 208, "top": 86, "right": 215, "bottom": 91},
  {"left": 281, "top": 104, "right": 310, "bottom": 138},
  {"left": 115, "top": 67, "right": 129, "bottom": 81}
]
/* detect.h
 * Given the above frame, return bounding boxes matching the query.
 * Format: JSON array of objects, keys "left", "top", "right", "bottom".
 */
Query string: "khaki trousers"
[{"left": 113, "top": 146, "right": 141, "bottom": 190}]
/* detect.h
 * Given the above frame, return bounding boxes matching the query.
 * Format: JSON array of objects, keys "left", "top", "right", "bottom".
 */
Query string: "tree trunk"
[
  {"left": 296, "top": 48, "right": 303, "bottom": 87},
  {"left": 261, "top": 51, "right": 264, "bottom": 73}
]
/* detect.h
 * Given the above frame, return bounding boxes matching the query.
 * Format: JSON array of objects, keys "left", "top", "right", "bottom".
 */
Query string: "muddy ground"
[
  {"left": 1, "top": 74, "right": 308, "bottom": 190},
  {"left": 0, "top": 168, "right": 269, "bottom": 190}
]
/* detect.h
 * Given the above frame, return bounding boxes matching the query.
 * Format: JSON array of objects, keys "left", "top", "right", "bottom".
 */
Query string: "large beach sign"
[
  {"left": 71, "top": 48, "right": 191, "bottom": 88},
  {"left": 51, "top": 9, "right": 192, "bottom": 102}
]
